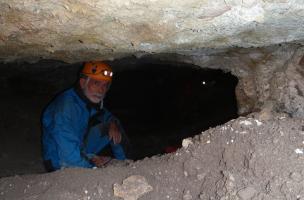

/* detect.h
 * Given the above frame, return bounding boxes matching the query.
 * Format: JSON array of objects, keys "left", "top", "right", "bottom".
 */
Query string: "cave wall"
[
  {"left": 233, "top": 45, "right": 304, "bottom": 118},
  {"left": 189, "top": 44, "right": 304, "bottom": 118},
  {"left": 278, "top": 47, "right": 304, "bottom": 118}
]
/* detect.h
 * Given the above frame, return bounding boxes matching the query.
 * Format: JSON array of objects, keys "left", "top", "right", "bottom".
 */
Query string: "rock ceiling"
[{"left": 0, "top": 0, "right": 304, "bottom": 63}]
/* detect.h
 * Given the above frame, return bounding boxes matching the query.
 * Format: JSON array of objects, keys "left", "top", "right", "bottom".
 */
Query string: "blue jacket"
[{"left": 42, "top": 88, "right": 126, "bottom": 170}]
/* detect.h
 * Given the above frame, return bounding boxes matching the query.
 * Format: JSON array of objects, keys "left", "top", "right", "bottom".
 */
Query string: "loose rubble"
[
  {"left": 1, "top": 114, "right": 304, "bottom": 199},
  {"left": 113, "top": 175, "right": 153, "bottom": 200}
]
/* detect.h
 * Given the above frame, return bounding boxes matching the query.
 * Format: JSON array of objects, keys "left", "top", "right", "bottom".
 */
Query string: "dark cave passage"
[
  {"left": 105, "top": 61, "right": 239, "bottom": 159},
  {"left": 0, "top": 58, "right": 238, "bottom": 176}
]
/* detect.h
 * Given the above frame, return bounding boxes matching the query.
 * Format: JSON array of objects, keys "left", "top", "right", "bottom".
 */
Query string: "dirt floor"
[{"left": 1, "top": 112, "right": 304, "bottom": 200}]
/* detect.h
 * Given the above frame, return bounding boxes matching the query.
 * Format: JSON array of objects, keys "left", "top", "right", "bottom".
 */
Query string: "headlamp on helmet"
[{"left": 81, "top": 61, "right": 113, "bottom": 82}]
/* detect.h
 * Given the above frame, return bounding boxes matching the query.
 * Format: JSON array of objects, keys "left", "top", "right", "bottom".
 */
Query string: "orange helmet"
[{"left": 81, "top": 61, "right": 113, "bottom": 82}]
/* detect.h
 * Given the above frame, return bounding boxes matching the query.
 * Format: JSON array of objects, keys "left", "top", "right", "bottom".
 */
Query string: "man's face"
[{"left": 80, "top": 77, "right": 110, "bottom": 104}]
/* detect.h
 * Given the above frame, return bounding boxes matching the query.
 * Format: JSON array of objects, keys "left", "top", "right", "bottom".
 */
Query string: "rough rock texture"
[
  {"left": 1, "top": 0, "right": 304, "bottom": 63},
  {"left": 1, "top": 114, "right": 304, "bottom": 199},
  {"left": 233, "top": 45, "right": 304, "bottom": 118},
  {"left": 113, "top": 175, "right": 153, "bottom": 200}
]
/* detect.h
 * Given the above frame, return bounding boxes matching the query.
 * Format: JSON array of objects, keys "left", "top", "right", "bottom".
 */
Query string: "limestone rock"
[
  {"left": 182, "top": 138, "right": 193, "bottom": 149},
  {"left": 113, "top": 175, "right": 153, "bottom": 200},
  {"left": 1, "top": 0, "right": 304, "bottom": 63}
]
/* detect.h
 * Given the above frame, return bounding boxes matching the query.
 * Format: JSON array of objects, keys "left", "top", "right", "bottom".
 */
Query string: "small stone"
[
  {"left": 295, "top": 149, "right": 304, "bottom": 154},
  {"left": 97, "top": 187, "right": 103, "bottom": 196},
  {"left": 237, "top": 187, "right": 256, "bottom": 200},
  {"left": 184, "top": 171, "right": 188, "bottom": 177},
  {"left": 113, "top": 175, "right": 153, "bottom": 200},
  {"left": 255, "top": 119, "right": 262, "bottom": 126},
  {"left": 240, "top": 120, "right": 252, "bottom": 126},
  {"left": 182, "top": 138, "right": 193, "bottom": 148},
  {"left": 199, "top": 193, "right": 206, "bottom": 199},
  {"left": 197, "top": 173, "right": 206, "bottom": 181},
  {"left": 183, "top": 190, "right": 192, "bottom": 200},
  {"left": 290, "top": 172, "right": 303, "bottom": 182}
]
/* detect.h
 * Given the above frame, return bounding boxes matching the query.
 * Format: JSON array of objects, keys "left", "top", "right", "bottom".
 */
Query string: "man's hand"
[
  {"left": 108, "top": 121, "right": 122, "bottom": 144},
  {"left": 90, "top": 156, "right": 111, "bottom": 168}
]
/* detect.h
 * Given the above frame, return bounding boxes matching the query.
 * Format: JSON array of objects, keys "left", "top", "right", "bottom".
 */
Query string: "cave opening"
[{"left": 0, "top": 58, "right": 238, "bottom": 177}]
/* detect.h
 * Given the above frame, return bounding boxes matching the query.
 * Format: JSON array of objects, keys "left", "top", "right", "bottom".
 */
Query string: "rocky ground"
[{"left": 1, "top": 112, "right": 304, "bottom": 200}]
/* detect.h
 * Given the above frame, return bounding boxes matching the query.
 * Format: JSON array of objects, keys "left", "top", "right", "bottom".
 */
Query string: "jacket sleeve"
[
  {"left": 51, "top": 100, "right": 93, "bottom": 168},
  {"left": 102, "top": 108, "right": 127, "bottom": 160},
  {"left": 102, "top": 108, "right": 117, "bottom": 123}
]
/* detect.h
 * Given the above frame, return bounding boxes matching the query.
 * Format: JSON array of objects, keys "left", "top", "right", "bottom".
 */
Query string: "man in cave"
[{"left": 41, "top": 61, "right": 128, "bottom": 171}]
